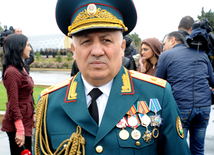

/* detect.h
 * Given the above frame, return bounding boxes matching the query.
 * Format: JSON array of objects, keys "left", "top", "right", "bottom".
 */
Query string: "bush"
[
  {"left": 67, "top": 52, "right": 72, "bottom": 61},
  {"left": 35, "top": 52, "right": 41, "bottom": 60},
  {"left": 30, "top": 61, "right": 73, "bottom": 69},
  {"left": 56, "top": 52, "right": 62, "bottom": 63}
]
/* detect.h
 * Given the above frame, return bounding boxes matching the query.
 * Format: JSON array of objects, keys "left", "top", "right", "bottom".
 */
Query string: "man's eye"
[
  {"left": 104, "top": 39, "right": 111, "bottom": 42},
  {"left": 81, "top": 40, "right": 90, "bottom": 44}
]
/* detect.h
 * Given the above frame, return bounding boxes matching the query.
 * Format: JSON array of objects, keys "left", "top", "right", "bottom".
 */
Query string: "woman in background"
[
  {"left": 1, "top": 34, "right": 34, "bottom": 155},
  {"left": 138, "top": 38, "right": 161, "bottom": 76}
]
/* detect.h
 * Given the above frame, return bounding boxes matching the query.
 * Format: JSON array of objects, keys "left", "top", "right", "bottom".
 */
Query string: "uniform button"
[
  {"left": 135, "top": 141, "right": 140, "bottom": 146},
  {"left": 96, "top": 145, "right": 103, "bottom": 153}
]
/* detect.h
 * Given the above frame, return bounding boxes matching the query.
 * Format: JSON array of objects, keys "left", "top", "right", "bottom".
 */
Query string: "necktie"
[{"left": 88, "top": 88, "right": 103, "bottom": 124}]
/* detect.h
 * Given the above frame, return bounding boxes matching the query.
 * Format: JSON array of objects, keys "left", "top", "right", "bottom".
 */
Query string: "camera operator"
[
  {"left": 155, "top": 19, "right": 214, "bottom": 154},
  {"left": 178, "top": 16, "right": 194, "bottom": 45},
  {"left": 0, "top": 26, "right": 14, "bottom": 47}
]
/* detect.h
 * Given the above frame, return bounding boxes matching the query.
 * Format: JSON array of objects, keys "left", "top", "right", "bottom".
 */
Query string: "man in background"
[
  {"left": 178, "top": 16, "right": 194, "bottom": 44},
  {"left": 155, "top": 31, "right": 214, "bottom": 155},
  {"left": 15, "top": 28, "right": 34, "bottom": 74}
]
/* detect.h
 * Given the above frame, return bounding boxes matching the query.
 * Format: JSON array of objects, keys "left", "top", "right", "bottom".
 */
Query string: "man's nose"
[{"left": 91, "top": 42, "right": 104, "bottom": 56}]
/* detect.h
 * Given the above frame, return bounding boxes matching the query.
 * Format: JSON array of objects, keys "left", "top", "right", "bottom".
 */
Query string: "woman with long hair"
[
  {"left": 138, "top": 38, "right": 161, "bottom": 76},
  {"left": 1, "top": 33, "right": 34, "bottom": 154}
]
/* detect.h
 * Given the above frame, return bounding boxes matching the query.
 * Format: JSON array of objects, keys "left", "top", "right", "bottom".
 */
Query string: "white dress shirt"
[{"left": 81, "top": 75, "right": 113, "bottom": 126}]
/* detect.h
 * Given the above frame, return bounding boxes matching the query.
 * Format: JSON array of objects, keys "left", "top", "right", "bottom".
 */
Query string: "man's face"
[
  {"left": 14, "top": 28, "right": 22, "bottom": 34},
  {"left": 71, "top": 30, "right": 126, "bottom": 87},
  {"left": 162, "top": 36, "right": 173, "bottom": 52}
]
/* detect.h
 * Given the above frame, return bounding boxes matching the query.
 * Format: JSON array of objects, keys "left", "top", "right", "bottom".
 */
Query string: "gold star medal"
[{"left": 143, "top": 129, "right": 152, "bottom": 143}]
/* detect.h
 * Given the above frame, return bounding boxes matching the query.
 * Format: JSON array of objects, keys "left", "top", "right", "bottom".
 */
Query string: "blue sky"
[{"left": 0, "top": 0, "right": 213, "bottom": 40}]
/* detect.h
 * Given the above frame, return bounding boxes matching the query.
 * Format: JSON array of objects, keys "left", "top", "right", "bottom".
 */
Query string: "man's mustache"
[{"left": 88, "top": 57, "right": 108, "bottom": 64}]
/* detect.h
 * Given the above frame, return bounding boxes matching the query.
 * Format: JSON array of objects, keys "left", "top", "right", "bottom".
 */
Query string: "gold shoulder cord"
[{"left": 34, "top": 94, "right": 85, "bottom": 155}]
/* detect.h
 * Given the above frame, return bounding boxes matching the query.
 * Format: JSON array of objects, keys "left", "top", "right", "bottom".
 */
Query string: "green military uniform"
[
  {"left": 33, "top": 0, "right": 190, "bottom": 154},
  {"left": 33, "top": 67, "right": 190, "bottom": 155}
]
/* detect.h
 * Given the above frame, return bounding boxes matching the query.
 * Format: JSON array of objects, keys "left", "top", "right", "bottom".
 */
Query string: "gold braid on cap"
[{"left": 68, "top": 5, "right": 128, "bottom": 36}]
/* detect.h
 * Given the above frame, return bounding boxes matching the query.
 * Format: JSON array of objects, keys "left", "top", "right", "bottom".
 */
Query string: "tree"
[
  {"left": 197, "top": 7, "right": 214, "bottom": 33},
  {"left": 128, "top": 32, "right": 141, "bottom": 53},
  {"left": 0, "top": 22, "right": 3, "bottom": 31}
]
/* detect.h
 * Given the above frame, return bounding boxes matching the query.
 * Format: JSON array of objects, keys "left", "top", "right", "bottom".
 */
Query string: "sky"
[{"left": 0, "top": 0, "right": 213, "bottom": 41}]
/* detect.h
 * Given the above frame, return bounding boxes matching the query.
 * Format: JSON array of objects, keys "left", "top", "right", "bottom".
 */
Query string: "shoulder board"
[
  {"left": 40, "top": 77, "right": 72, "bottom": 97},
  {"left": 129, "top": 70, "right": 167, "bottom": 88}
]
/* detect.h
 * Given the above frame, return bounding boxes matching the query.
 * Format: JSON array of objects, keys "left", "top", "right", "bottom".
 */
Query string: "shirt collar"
[{"left": 81, "top": 75, "right": 113, "bottom": 97}]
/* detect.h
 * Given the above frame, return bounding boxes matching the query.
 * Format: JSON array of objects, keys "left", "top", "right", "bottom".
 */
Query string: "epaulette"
[
  {"left": 129, "top": 70, "right": 167, "bottom": 88},
  {"left": 40, "top": 77, "right": 72, "bottom": 97}
]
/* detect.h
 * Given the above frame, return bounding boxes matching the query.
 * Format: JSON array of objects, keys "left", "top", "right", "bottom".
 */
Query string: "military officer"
[{"left": 33, "top": 0, "right": 191, "bottom": 155}]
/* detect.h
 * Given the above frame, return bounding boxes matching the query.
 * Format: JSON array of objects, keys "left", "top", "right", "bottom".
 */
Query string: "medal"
[
  {"left": 149, "top": 98, "right": 163, "bottom": 127},
  {"left": 136, "top": 101, "right": 149, "bottom": 114},
  {"left": 150, "top": 113, "right": 162, "bottom": 127},
  {"left": 128, "top": 116, "right": 137, "bottom": 127},
  {"left": 152, "top": 128, "right": 159, "bottom": 138},
  {"left": 116, "top": 117, "right": 128, "bottom": 128},
  {"left": 127, "top": 114, "right": 141, "bottom": 141},
  {"left": 116, "top": 117, "right": 129, "bottom": 140},
  {"left": 143, "top": 129, "right": 152, "bottom": 143},
  {"left": 127, "top": 105, "right": 137, "bottom": 116},
  {"left": 138, "top": 113, "right": 151, "bottom": 127},
  {"left": 131, "top": 129, "right": 141, "bottom": 140},
  {"left": 119, "top": 129, "right": 129, "bottom": 140},
  {"left": 149, "top": 98, "right": 161, "bottom": 113}
]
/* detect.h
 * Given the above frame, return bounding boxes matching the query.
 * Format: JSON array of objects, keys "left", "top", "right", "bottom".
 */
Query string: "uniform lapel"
[
  {"left": 61, "top": 73, "right": 98, "bottom": 136},
  {"left": 94, "top": 67, "right": 139, "bottom": 146}
]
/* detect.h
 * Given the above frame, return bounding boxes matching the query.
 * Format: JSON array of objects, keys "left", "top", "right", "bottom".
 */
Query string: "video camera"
[
  {"left": 0, "top": 25, "right": 15, "bottom": 47},
  {"left": 186, "top": 18, "right": 214, "bottom": 55}
]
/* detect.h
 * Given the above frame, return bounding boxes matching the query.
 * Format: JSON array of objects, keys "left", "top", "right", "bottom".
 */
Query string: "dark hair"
[
  {"left": 178, "top": 16, "right": 194, "bottom": 31},
  {"left": 167, "top": 31, "right": 185, "bottom": 44},
  {"left": 1, "top": 33, "right": 28, "bottom": 79}
]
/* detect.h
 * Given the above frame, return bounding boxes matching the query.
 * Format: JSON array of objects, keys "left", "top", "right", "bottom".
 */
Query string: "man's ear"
[
  {"left": 70, "top": 43, "right": 76, "bottom": 60},
  {"left": 121, "top": 39, "right": 126, "bottom": 57},
  {"left": 170, "top": 37, "right": 176, "bottom": 45}
]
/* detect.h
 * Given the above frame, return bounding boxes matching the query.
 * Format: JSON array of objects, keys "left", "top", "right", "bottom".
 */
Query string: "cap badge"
[{"left": 87, "top": 4, "right": 97, "bottom": 16}]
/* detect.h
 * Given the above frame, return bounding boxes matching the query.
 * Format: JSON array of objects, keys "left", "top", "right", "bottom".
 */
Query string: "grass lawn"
[{"left": 0, "top": 83, "right": 46, "bottom": 111}]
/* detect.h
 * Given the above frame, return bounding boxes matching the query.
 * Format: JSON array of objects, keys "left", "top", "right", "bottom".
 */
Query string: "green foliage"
[
  {"left": 66, "top": 51, "right": 72, "bottom": 61},
  {"left": 0, "top": 22, "right": 3, "bottom": 31},
  {"left": 35, "top": 52, "right": 41, "bottom": 60},
  {"left": 0, "top": 84, "right": 7, "bottom": 111},
  {"left": 128, "top": 32, "right": 141, "bottom": 47},
  {"left": 55, "top": 51, "right": 62, "bottom": 63},
  {"left": 197, "top": 7, "right": 214, "bottom": 33},
  {"left": 128, "top": 32, "right": 142, "bottom": 53}
]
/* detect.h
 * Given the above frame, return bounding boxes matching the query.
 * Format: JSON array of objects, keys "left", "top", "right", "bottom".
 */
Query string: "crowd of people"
[{"left": 1, "top": 0, "right": 213, "bottom": 155}]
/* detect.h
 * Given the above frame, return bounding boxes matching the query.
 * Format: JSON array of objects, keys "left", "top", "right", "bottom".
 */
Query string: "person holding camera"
[
  {"left": 178, "top": 16, "right": 194, "bottom": 42},
  {"left": 155, "top": 30, "right": 214, "bottom": 155}
]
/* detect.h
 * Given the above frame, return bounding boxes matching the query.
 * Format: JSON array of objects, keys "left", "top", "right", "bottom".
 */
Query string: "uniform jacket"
[{"left": 34, "top": 67, "right": 190, "bottom": 155}]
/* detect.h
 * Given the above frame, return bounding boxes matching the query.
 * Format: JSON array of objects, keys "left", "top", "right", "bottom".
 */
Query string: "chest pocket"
[{"left": 117, "top": 126, "right": 157, "bottom": 154}]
